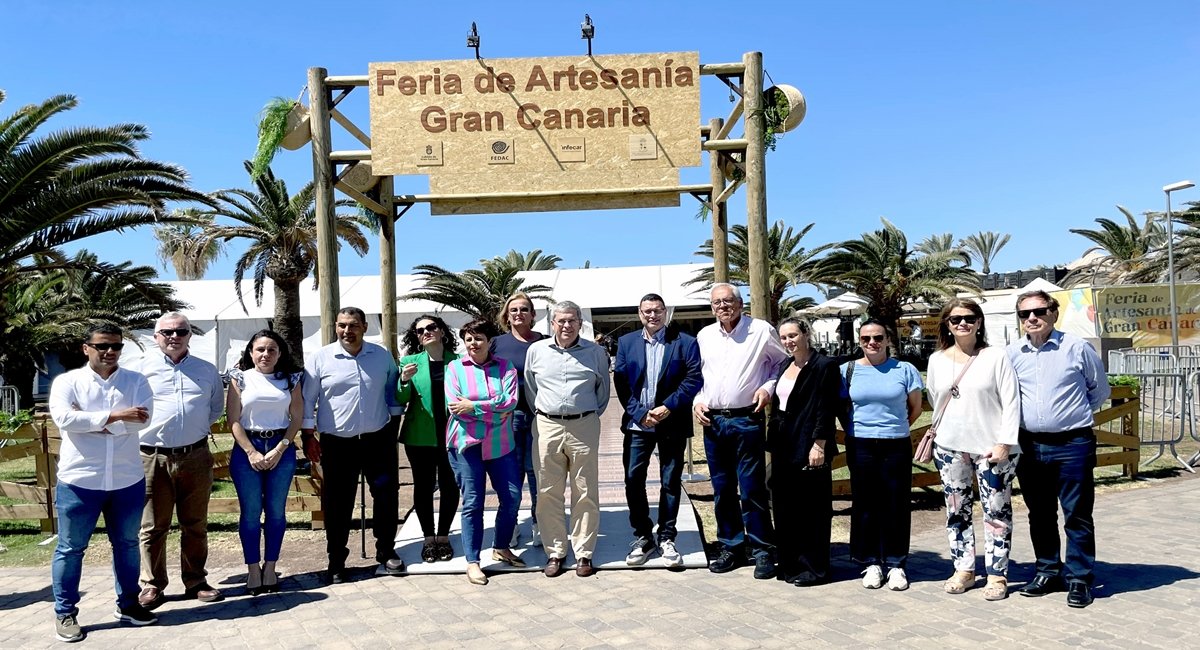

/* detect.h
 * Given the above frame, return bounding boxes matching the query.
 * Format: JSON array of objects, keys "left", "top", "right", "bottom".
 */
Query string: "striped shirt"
[{"left": 445, "top": 355, "right": 518, "bottom": 460}]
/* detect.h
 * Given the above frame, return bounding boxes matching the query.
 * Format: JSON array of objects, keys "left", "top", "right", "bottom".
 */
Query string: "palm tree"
[
  {"left": 959, "top": 231, "right": 1011, "bottom": 275},
  {"left": 153, "top": 218, "right": 223, "bottom": 280},
  {"left": 402, "top": 263, "right": 553, "bottom": 325},
  {"left": 916, "top": 233, "right": 958, "bottom": 256},
  {"left": 155, "top": 162, "right": 377, "bottom": 366},
  {"left": 0, "top": 252, "right": 187, "bottom": 406},
  {"left": 0, "top": 90, "right": 207, "bottom": 290},
  {"left": 811, "top": 218, "right": 980, "bottom": 338},
  {"left": 1064, "top": 206, "right": 1164, "bottom": 286},
  {"left": 488, "top": 248, "right": 562, "bottom": 271},
  {"left": 688, "top": 220, "right": 827, "bottom": 324},
  {"left": 779, "top": 295, "right": 818, "bottom": 317}
]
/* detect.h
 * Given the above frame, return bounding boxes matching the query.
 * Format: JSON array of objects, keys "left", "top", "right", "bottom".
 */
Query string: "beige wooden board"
[
  {"left": 428, "top": 168, "right": 679, "bottom": 195},
  {"left": 369, "top": 52, "right": 701, "bottom": 184},
  {"left": 429, "top": 190, "right": 680, "bottom": 215}
]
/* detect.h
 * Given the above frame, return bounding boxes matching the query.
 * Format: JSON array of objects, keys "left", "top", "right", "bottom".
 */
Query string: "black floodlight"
[
  {"left": 467, "top": 22, "right": 480, "bottom": 58},
  {"left": 581, "top": 14, "right": 594, "bottom": 55}
]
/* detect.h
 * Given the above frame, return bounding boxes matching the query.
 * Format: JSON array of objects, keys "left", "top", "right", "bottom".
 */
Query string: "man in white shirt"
[
  {"left": 49, "top": 324, "right": 158, "bottom": 642},
  {"left": 301, "top": 307, "right": 405, "bottom": 583},
  {"left": 692, "top": 283, "right": 788, "bottom": 578},
  {"left": 134, "top": 312, "right": 225, "bottom": 608}
]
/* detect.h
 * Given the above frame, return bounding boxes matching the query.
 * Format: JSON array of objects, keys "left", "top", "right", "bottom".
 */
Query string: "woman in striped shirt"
[{"left": 445, "top": 318, "right": 525, "bottom": 585}]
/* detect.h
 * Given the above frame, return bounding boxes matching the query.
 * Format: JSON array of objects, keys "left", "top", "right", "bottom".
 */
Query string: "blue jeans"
[
  {"left": 449, "top": 445, "right": 521, "bottom": 563},
  {"left": 623, "top": 430, "right": 686, "bottom": 542},
  {"left": 512, "top": 410, "right": 538, "bottom": 522},
  {"left": 703, "top": 414, "right": 774, "bottom": 551},
  {"left": 1017, "top": 429, "right": 1096, "bottom": 585},
  {"left": 52, "top": 479, "right": 144, "bottom": 616},
  {"left": 229, "top": 435, "right": 297, "bottom": 564}
]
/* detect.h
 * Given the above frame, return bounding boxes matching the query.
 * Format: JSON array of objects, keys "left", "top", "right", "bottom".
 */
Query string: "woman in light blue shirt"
[{"left": 843, "top": 319, "right": 923, "bottom": 592}]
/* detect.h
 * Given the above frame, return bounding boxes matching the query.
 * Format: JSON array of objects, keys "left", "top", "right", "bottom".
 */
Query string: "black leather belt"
[
  {"left": 140, "top": 439, "right": 207, "bottom": 456},
  {"left": 246, "top": 428, "right": 288, "bottom": 439},
  {"left": 709, "top": 406, "right": 757, "bottom": 418},
  {"left": 536, "top": 410, "right": 595, "bottom": 421}
]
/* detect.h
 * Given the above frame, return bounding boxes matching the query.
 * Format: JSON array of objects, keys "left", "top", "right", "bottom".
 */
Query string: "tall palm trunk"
[{"left": 271, "top": 276, "right": 305, "bottom": 369}]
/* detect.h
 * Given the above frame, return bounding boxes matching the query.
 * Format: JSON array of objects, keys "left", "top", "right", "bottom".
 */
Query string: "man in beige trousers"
[{"left": 525, "top": 301, "right": 610, "bottom": 578}]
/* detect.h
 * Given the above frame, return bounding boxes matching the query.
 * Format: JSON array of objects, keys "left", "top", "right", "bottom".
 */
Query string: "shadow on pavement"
[{"left": 0, "top": 584, "right": 52, "bottom": 611}]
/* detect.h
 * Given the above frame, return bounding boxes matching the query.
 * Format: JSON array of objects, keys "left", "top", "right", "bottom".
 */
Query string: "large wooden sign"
[{"left": 369, "top": 52, "right": 700, "bottom": 214}]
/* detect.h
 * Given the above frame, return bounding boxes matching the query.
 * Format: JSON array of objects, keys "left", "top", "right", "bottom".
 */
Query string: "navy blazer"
[{"left": 613, "top": 326, "right": 703, "bottom": 437}]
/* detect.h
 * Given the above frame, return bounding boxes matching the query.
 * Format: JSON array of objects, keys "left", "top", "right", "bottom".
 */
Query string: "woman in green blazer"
[{"left": 398, "top": 314, "right": 461, "bottom": 562}]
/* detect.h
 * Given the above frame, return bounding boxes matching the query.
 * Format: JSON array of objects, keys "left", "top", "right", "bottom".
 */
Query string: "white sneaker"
[
  {"left": 531, "top": 521, "right": 542, "bottom": 548},
  {"left": 660, "top": 539, "right": 683, "bottom": 568},
  {"left": 886, "top": 567, "right": 909, "bottom": 591},
  {"left": 625, "top": 537, "right": 656, "bottom": 566},
  {"left": 862, "top": 565, "right": 884, "bottom": 589}
]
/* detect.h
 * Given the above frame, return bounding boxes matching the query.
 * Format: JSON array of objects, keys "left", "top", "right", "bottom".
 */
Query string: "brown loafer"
[
  {"left": 137, "top": 586, "right": 164, "bottom": 611},
  {"left": 575, "top": 558, "right": 595, "bottom": 578},
  {"left": 544, "top": 557, "right": 564, "bottom": 578},
  {"left": 185, "top": 584, "right": 224, "bottom": 603}
]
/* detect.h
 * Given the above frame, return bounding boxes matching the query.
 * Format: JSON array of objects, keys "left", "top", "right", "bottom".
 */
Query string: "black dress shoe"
[
  {"left": 1066, "top": 582, "right": 1093, "bottom": 608},
  {"left": 327, "top": 569, "right": 346, "bottom": 585},
  {"left": 1019, "top": 574, "right": 1065, "bottom": 597}
]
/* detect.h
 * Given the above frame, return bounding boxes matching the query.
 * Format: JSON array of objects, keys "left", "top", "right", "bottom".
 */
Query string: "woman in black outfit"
[{"left": 768, "top": 317, "right": 845, "bottom": 586}]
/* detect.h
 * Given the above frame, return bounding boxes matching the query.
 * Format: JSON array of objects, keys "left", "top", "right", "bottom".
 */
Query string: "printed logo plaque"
[
  {"left": 488, "top": 139, "right": 515, "bottom": 164},
  {"left": 555, "top": 137, "right": 586, "bottom": 162},
  {"left": 629, "top": 134, "right": 658, "bottom": 160},
  {"left": 416, "top": 142, "right": 444, "bottom": 166}
]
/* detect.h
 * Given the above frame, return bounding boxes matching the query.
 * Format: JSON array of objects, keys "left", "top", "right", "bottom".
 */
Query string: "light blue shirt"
[
  {"left": 134, "top": 352, "right": 224, "bottom": 447},
  {"left": 1007, "top": 330, "right": 1109, "bottom": 433},
  {"left": 843, "top": 358, "right": 923, "bottom": 439},
  {"left": 628, "top": 327, "right": 666, "bottom": 433},
  {"left": 302, "top": 341, "right": 403, "bottom": 437}
]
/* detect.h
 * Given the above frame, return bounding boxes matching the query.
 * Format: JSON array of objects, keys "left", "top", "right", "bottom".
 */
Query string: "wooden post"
[
  {"left": 709, "top": 117, "right": 729, "bottom": 284},
  {"left": 379, "top": 176, "right": 399, "bottom": 357},
  {"left": 742, "top": 52, "right": 770, "bottom": 319},
  {"left": 309, "top": 67, "right": 340, "bottom": 345},
  {"left": 34, "top": 416, "right": 55, "bottom": 534}
]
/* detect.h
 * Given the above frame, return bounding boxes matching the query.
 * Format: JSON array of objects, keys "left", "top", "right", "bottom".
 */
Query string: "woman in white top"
[
  {"left": 226, "top": 330, "right": 304, "bottom": 595},
  {"left": 926, "top": 298, "right": 1020, "bottom": 601}
]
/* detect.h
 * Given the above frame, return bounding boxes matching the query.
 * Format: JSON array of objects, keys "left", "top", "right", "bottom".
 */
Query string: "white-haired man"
[{"left": 525, "top": 301, "right": 610, "bottom": 578}]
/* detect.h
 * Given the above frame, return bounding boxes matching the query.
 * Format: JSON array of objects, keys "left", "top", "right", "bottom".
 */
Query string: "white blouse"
[
  {"left": 230, "top": 368, "right": 301, "bottom": 432},
  {"left": 926, "top": 346, "right": 1020, "bottom": 455}
]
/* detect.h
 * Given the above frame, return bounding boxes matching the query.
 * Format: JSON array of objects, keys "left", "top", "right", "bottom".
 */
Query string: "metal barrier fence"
[
  {"left": 0, "top": 386, "right": 17, "bottom": 415},
  {"left": 1110, "top": 352, "right": 1180, "bottom": 375},
  {"left": 1114, "top": 372, "right": 1193, "bottom": 470}
]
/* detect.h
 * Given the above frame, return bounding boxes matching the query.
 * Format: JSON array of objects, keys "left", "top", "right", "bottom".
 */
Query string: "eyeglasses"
[
  {"left": 157, "top": 328, "right": 191, "bottom": 337},
  {"left": 859, "top": 335, "right": 886, "bottom": 344},
  {"left": 416, "top": 323, "right": 440, "bottom": 335},
  {"left": 508, "top": 306, "right": 532, "bottom": 314},
  {"left": 1017, "top": 307, "right": 1051, "bottom": 320},
  {"left": 86, "top": 342, "right": 125, "bottom": 352},
  {"left": 947, "top": 315, "right": 979, "bottom": 325},
  {"left": 710, "top": 298, "right": 738, "bottom": 307},
  {"left": 554, "top": 318, "right": 580, "bottom": 327}
]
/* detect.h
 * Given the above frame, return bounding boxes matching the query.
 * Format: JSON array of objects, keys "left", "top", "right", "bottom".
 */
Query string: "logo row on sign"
[{"left": 414, "top": 134, "right": 659, "bottom": 167}]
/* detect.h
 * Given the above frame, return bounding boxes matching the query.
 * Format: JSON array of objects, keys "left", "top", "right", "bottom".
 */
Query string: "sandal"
[
  {"left": 982, "top": 576, "right": 1008, "bottom": 601},
  {"left": 944, "top": 570, "right": 975, "bottom": 594},
  {"left": 421, "top": 540, "right": 439, "bottom": 563}
]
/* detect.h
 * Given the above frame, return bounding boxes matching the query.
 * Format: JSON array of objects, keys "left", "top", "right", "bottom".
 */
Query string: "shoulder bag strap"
[{"left": 930, "top": 355, "right": 976, "bottom": 433}]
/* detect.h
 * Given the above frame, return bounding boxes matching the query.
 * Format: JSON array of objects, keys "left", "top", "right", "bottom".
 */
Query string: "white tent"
[
  {"left": 803, "top": 292, "right": 869, "bottom": 316},
  {"left": 977, "top": 278, "right": 1064, "bottom": 346},
  {"left": 140, "top": 263, "right": 712, "bottom": 371}
]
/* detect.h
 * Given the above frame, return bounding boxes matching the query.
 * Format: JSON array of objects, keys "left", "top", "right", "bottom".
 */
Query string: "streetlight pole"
[{"left": 1163, "top": 180, "right": 1195, "bottom": 353}]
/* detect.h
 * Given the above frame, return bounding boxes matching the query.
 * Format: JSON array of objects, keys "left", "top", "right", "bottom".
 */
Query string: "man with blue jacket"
[{"left": 614, "top": 293, "right": 703, "bottom": 568}]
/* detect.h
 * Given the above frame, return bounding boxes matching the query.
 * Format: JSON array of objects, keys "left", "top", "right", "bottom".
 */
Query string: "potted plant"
[
  {"left": 251, "top": 96, "right": 311, "bottom": 179},
  {"left": 761, "top": 84, "right": 806, "bottom": 150}
]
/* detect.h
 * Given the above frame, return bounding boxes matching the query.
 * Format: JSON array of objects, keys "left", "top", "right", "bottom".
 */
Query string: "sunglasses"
[
  {"left": 416, "top": 323, "right": 441, "bottom": 335},
  {"left": 157, "top": 328, "right": 191, "bottom": 337},
  {"left": 1017, "top": 307, "right": 1051, "bottom": 320},
  {"left": 86, "top": 342, "right": 125, "bottom": 352},
  {"left": 859, "top": 335, "right": 886, "bottom": 344},
  {"left": 947, "top": 315, "right": 979, "bottom": 325}
]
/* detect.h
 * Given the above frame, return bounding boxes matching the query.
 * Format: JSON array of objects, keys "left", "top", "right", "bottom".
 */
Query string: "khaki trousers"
[
  {"left": 534, "top": 413, "right": 601, "bottom": 560},
  {"left": 140, "top": 444, "right": 213, "bottom": 590}
]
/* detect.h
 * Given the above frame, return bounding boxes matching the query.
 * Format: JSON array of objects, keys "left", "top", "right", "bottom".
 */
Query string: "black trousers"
[
  {"left": 405, "top": 444, "right": 459, "bottom": 538},
  {"left": 847, "top": 437, "right": 912, "bottom": 569},
  {"left": 770, "top": 461, "right": 833, "bottom": 581},
  {"left": 320, "top": 428, "right": 399, "bottom": 569}
]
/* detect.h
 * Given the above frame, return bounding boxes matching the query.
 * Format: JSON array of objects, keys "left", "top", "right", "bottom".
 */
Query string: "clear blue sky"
[{"left": 4, "top": 1, "right": 1198, "bottom": 300}]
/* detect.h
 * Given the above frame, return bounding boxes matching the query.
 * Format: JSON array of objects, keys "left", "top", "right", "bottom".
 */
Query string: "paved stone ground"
[{"left": 2, "top": 476, "right": 1196, "bottom": 648}]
